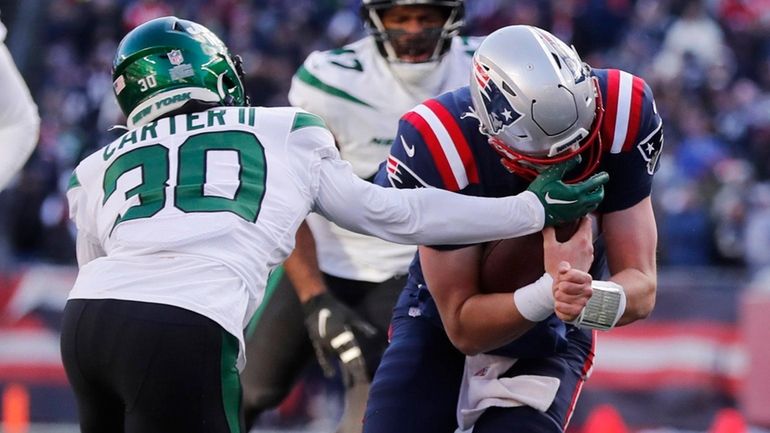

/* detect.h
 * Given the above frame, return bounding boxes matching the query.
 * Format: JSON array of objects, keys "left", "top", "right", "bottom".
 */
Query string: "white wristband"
[{"left": 513, "top": 273, "right": 555, "bottom": 322}]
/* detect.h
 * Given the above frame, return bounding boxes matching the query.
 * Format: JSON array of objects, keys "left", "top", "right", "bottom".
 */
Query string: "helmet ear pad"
[{"left": 112, "top": 16, "right": 247, "bottom": 128}]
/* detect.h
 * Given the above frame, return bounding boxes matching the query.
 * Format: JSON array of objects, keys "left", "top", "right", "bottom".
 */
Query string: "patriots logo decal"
[
  {"left": 386, "top": 155, "right": 431, "bottom": 189},
  {"left": 473, "top": 58, "right": 521, "bottom": 134},
  {"left": 637, "top": 124, "right": 664, "bottom": 175}
]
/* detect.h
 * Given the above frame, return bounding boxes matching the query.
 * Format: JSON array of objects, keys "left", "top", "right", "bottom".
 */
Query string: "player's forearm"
[
  {"left": 443, "top": 292, "right": 537, "bottom": 356},
  {"left": 284, "top": 221, "right": 327, "bottom": 303},
  {"left": 610, "top": 268, "right": 656, "bottom": 326},
  {"left": 315, "top": 158, "right": 545, "bottom": 245},
  {"left": 384, "top": 189, "right": 546, "bottom": 245},
  {"left": 601, "top": 198, "right": 658, "bottom": 326}
]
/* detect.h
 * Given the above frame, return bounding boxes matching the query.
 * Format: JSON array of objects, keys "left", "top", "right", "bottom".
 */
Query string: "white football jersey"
[
  {"left": 67, "top": 107, "right": 336, "bottom": 367},
  {"left": 67, "top": 106, "right": 546, "bottom": 368},
  {"left": 289, "top": 35, "right": 482, "bottom": 281}
]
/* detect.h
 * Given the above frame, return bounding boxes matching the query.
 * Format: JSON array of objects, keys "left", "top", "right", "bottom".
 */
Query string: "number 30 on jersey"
[{"left": 102, "top": 131, "right": 267, "bottom": 233}]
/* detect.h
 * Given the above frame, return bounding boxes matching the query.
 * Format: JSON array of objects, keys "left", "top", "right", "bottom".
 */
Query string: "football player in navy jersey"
[{"left": 365, "top": 25, "right": 663, "bottom": 433}]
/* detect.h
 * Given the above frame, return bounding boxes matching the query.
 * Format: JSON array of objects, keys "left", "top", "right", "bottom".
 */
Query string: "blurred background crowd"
[
  {"left": 1, "top": 0, "right": 770, "bottom": 431},
  {"left": 1, "top": 0, "right": 770, "bottom": 282}
]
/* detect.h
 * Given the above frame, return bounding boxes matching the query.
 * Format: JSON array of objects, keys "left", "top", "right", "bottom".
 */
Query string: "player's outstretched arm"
[
  {"left": 314, "top": 157, "right": 608, "bottom": 246},
  {"left": 0, "top": 28, "right": 40, "bottom": 191}
]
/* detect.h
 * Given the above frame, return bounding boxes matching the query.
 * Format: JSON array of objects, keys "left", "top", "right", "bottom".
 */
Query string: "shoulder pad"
[
  {"left": 290, "top": 111, "right": 328, "bottom": 132},
  {"left": 302, "top": 39, "right": 371, "bottom": 78}
]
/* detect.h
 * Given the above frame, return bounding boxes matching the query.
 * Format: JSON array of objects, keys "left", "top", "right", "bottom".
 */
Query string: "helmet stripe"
[
  {"left": 413, "top": 103, "right": 470, "bottom": 190},
  {"left": 423, "top": 99, "right": 478, "bottom": 184},
  {"left": 473, "top": 59, "right": 489, "bottom": 85},
  {"left": 402, "top": 110, "right": 460, "bottom": 191}
]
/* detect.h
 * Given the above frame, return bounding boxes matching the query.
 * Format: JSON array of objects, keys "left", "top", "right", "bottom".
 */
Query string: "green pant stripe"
[
  {"left": 220, "top": 330, "right": 242, "bottom": 433},
  {"left": 244, "top": 265, "right": 285, "bottom": 338}
]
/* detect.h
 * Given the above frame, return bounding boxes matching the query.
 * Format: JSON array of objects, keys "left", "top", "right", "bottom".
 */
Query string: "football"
[{"left": 479, "top": 220, "right": 581, "bottom": 293}]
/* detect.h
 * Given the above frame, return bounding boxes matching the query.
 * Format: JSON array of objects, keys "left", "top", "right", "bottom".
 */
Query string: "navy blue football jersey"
[{"left": 374, "top": 68, "right": 663, "bottom": 357}]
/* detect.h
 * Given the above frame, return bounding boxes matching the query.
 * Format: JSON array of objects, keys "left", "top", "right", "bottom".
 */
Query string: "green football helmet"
[{"left": 112, "top": 16, "right": 248, "bottom": 128}]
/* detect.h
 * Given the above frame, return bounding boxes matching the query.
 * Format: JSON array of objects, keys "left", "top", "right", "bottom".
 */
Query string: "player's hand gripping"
[
  {"left": 543, "top": 216, "right": 595, "bottom": 322},
  {"left": 551, "top": 261, "right": 594, "bottom": 323},
  {"left": 302, "top": 292, "right": 377, "bottom": 386},
  {"left": 526, "top": 157, "right": 609, "bottom": 226}
]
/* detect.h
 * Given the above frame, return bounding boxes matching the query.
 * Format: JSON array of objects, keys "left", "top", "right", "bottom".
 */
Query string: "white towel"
[{"left": 456, "top": 353, "right": 561, "bottom": 431}]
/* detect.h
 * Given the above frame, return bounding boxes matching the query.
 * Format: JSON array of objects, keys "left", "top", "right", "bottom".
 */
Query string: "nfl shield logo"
[{"left": 168, "top": 49, "right": 185, "bottom": 66}]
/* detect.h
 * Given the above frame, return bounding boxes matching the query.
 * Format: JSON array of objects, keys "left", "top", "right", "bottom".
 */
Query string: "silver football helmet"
[{"left": 469, "top": 25, "right": 604, "bottom": 180}]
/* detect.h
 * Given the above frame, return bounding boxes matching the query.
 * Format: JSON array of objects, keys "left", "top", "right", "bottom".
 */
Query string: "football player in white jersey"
[
  {"left": 62, "top": 16, "right": 607, "bottom": 433},
  {"left": 0, "top": 16, "right": 40, "bottom": 191},
  {"left": 240, "top": 1, "right": 485, "bottom": 430}
]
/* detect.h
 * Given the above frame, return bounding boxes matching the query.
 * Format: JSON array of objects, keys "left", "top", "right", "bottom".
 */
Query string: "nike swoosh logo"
[
  {"left": 401, "top": 136, "right": 415, "bottom": 158},
  {"left": 544, "top": 192, "right": 578, "bottom": 205},
  {"left": 318, "top": 308, "right": 331, "bottom": 338}
]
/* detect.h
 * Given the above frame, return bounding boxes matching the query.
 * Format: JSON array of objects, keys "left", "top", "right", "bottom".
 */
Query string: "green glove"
[{"left": 526, "top": 157, "right": 609, "bottom": 226}]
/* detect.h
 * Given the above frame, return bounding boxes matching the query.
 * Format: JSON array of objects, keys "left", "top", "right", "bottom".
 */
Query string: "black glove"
[
  {"left": 302, "top": 292, "right": 378, "bottom": 386},
  {"left": 527, "top": 156, "right": 609, "bottom": 226}
]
